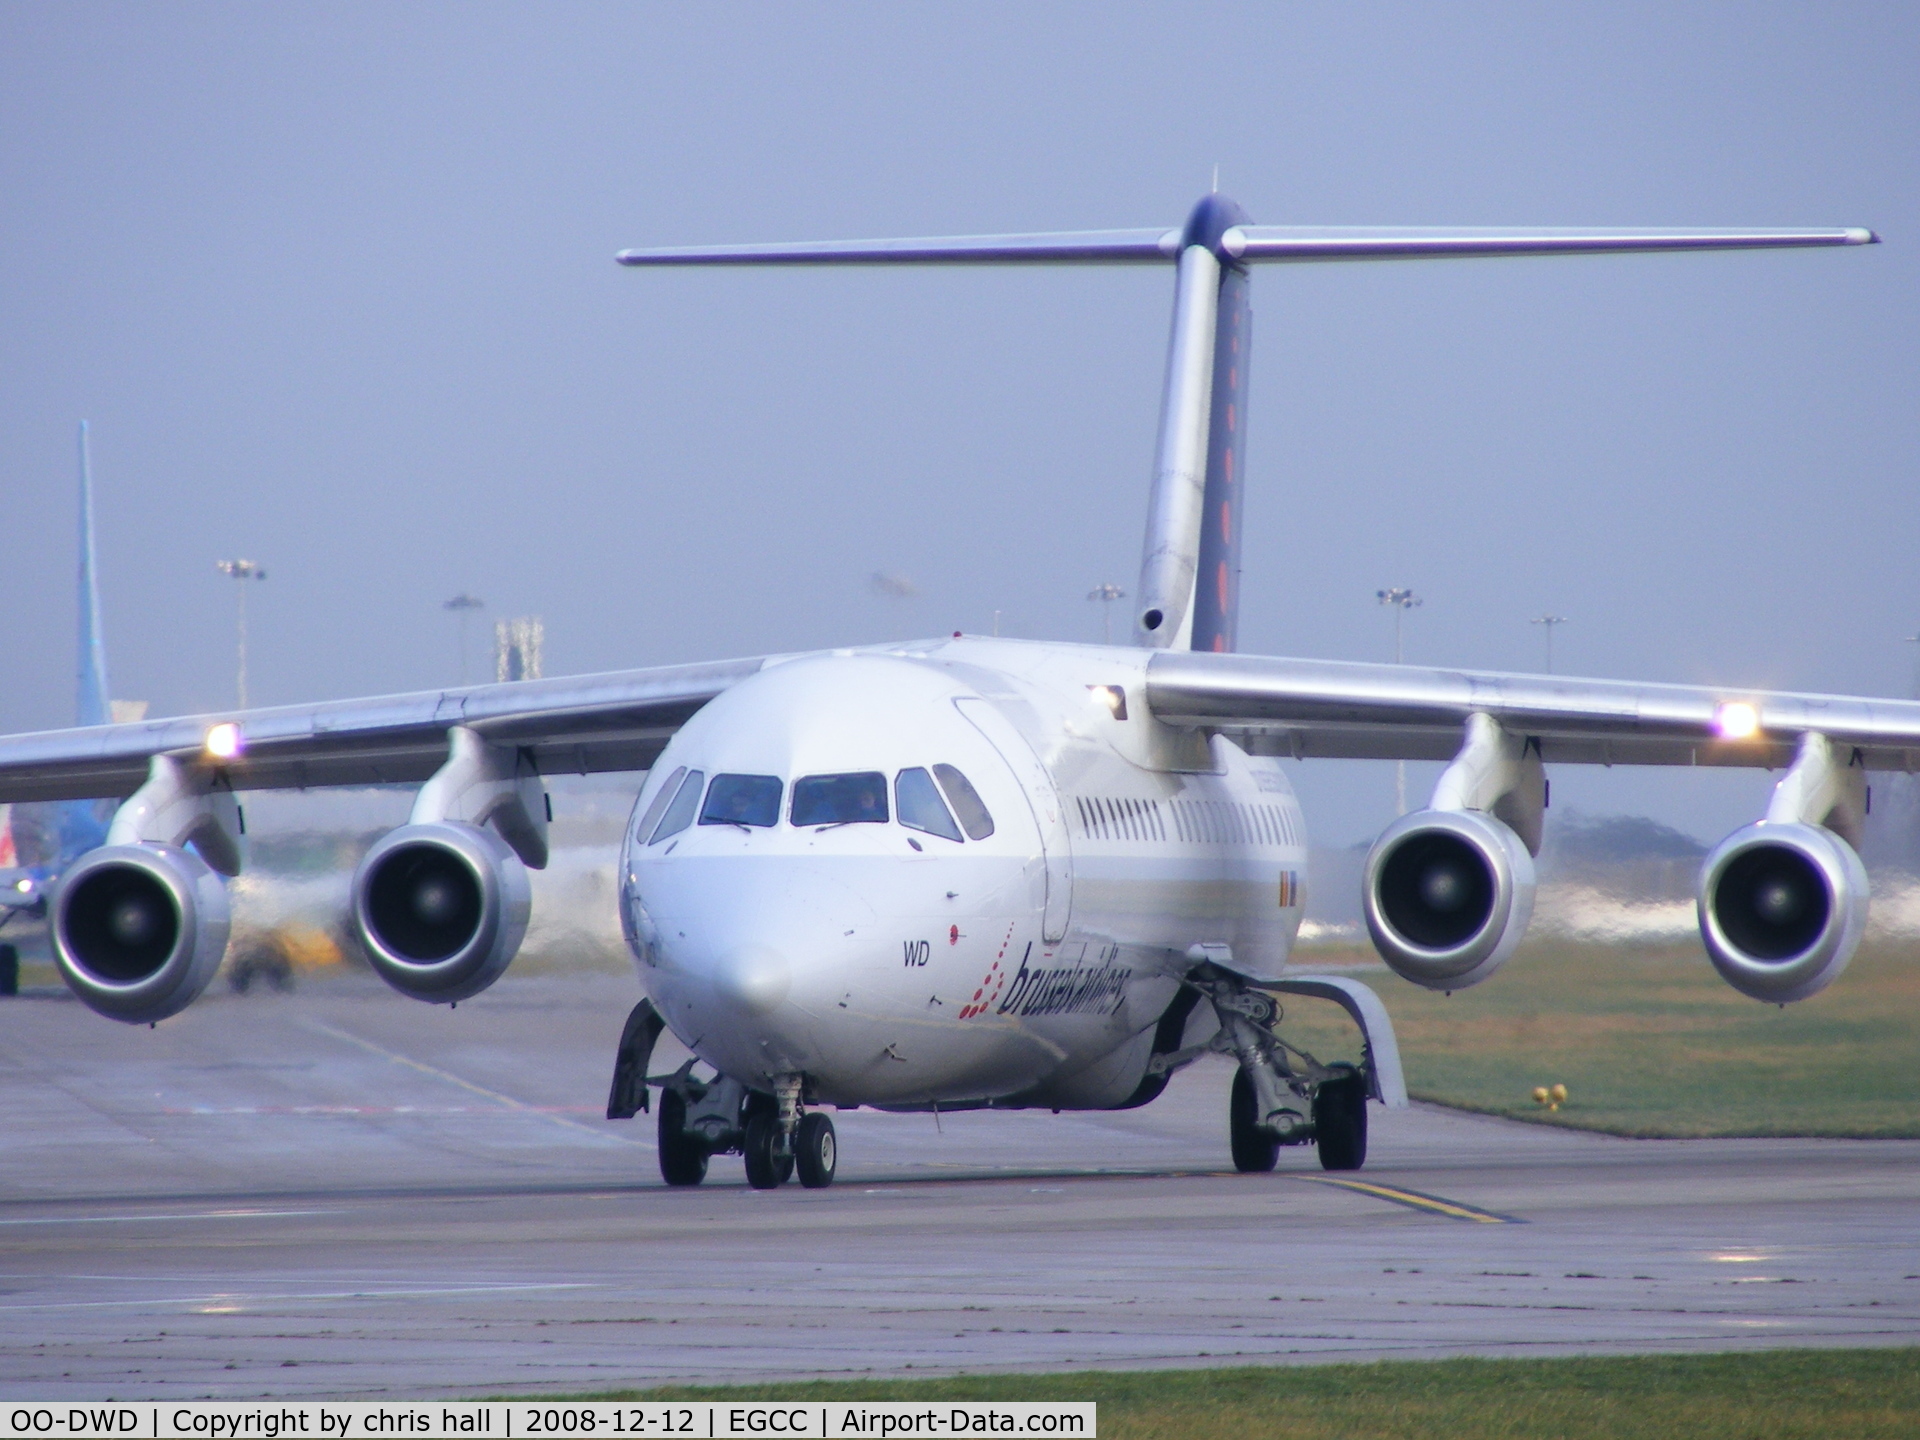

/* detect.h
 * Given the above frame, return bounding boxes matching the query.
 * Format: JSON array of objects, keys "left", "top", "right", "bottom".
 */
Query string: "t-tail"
[{"left": 617, "top": 201, "right": 1874, "bottom": 654}]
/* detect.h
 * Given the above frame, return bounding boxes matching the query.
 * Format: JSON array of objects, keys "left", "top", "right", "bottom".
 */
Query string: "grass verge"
[
  {"left": 1279, "top": 940, "right": 1920, "bottom": 1137},
  {"left": 555, "top": 1348, "right": 1920, "bottom": 1439}
]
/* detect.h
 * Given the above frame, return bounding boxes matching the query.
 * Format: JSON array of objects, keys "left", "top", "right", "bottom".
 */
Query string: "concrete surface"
[{"left": 1, "top": 969, "right": 1915, "bottom": 1398}]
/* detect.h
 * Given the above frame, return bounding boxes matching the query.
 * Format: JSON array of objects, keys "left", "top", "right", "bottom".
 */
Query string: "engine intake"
[
  {"left": 1698, "top": 821, "right": 1865, "bottom": 1003},
  {"left": 51, "top": 844, "right": 231, "bottom": 1024},
  {"left": 351, "top": 821, "right": 530, "bottom": 1003},
  {"left": 1363, "top": 808, "right": 1535, "bottom": 991}
]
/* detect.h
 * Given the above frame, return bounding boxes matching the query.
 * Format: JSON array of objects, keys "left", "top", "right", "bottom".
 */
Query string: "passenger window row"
[
  {"left": 1167, "top": 799, "right": 1299, "bottom": 848},
  {"left": 1075, "top": 795, "right": 1168, "bottom": 843},
  {"left": 639, "top": 765, "right": 995, "bottom": 845}
]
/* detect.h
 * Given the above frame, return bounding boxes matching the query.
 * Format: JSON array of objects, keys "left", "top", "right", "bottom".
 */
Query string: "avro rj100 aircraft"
[{"left": 1, "top": 196, "right": 1897, "bottom": 1190}]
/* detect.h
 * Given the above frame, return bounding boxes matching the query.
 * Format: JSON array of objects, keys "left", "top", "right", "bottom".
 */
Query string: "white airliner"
[{"left": 2, "top": 195, "right": 1899, "bottom": 1191}]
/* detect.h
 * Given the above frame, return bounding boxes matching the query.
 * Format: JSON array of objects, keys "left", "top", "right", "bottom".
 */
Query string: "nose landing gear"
[
  {"left": 743, "top": 1074, "right": 837, "bottom": 1189},
  {"left": 795, "top": 1111, "right": 837, "bottom": 1188}
]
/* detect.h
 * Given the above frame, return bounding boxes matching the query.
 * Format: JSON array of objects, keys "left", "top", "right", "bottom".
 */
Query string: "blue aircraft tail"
[{"left": 1, "top": 424, "right": 115, "bottom": 892}]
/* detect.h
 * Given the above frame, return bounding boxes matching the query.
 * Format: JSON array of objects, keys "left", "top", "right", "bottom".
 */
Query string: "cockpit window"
[
  {"left": 896, "top": 768, "right": 963, "bottom": 843},
  {"left": 648, "top": 768, "right": 704, "bottom": 843},
  {"left": 633, "top": 766, "right": 685, "bottom": 844},
  {"left": 700, "top": 773, "right": 783, "bottom": 828},
  {"left": 933, "top": 764, "right": 995, "bottom": 840},
  {"left": 791, "top": 772, "right": 889, "bottom": 827}
]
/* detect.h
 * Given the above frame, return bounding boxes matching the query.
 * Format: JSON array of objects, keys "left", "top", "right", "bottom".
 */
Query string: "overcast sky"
[{"left": 2, "top": 3, "right": 1914, "bottom": 844}]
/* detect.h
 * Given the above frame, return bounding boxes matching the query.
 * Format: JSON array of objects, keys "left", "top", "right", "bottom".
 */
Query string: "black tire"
[
  {"left": 0, "top": 944, "right": 18, "bottom": 998},
  {"left": 1229, "top": 1067, "right": 1280, "bottom": 1173},
  {"left": 1314, "top": 1067, "right": 1369, "bottom": 1172},
  {"left": 657, "top": 1089, "right": 708, "bottom": 1187},
  {"left": 795, "top": 1112, "right": 837, "bottom": 1189},
  {"left": 743, "top": 1113, "right": 788, "bottom": 1190}
]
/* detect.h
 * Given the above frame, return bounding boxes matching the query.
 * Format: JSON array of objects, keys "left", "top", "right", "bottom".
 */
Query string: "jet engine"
[
  {"left": 51, "top": 843, "right": 231, "bottom": 1024},
  {"left": 1362, "top": 808, "right": 1536, "bottom": 991},
  {"left": 1697, "top": 821, "right": 1866, "bottom": 1004},
  {"left": 351, "top": 821, "right": 531, "bottom": 1003}
]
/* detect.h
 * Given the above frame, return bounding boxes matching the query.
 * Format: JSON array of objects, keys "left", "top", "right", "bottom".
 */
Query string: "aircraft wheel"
[
  {"left": 0, "top": 943, "right": 17, "bottom": 998},
  {"left": 1313, "top": 1066, "right": 1368, "bottom": 1172},
  {"left": 1229, "top": 1067, "right": 1280, "bottom": 1173},
  {"left": 795, "top": 1112, "right": 837, "bottom": 1189},
  {"left": 656, "top": 1089, "right": 708, "bottom": 1187},
  {"left": 743, "top": 1113, "right": 790, "bottom": 1189}
]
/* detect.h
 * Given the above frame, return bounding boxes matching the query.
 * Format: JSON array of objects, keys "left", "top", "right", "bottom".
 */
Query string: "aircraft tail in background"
[
  {"left": 1, "top": 422, "right": 123, "bottom": 912},
  {"left": 75, "top": 420, "right": 111, "bottom": 730}
]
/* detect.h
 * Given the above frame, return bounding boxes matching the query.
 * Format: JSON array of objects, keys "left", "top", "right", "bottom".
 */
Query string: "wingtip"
[{"left": 1846, "top": 228, "right": 1881, "bottom": 245}]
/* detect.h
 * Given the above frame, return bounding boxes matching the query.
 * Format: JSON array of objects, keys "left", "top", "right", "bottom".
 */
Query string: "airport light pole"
[
  {"left": 1087, "top": 583, "right": 1126, "bottom": 645},
  {"left": 1531, "top": 614, "right": 1568, "bottom": 674},
  {"left": 215, "top": 559, "right": 267, "bottom": 709},
  {"left": 445, "top": 593, "right": 485, "bottom": 684},
  {"left": 1377, "top": 588, "right": 1422, "bottom": 815}
]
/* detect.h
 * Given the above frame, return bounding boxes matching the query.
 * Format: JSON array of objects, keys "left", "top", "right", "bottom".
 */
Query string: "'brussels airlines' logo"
[{"left": 995, "top": 945, "right": 1130, "bottom": 1019}]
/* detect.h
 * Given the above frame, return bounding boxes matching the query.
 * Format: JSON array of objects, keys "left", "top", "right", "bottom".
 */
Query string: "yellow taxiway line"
[{"left": 1299, "top": 1174, "right": 1522, "bottom": 1223}]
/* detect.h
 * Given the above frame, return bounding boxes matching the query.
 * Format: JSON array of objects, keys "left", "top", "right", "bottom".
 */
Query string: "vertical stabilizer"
[
  {"left": 1188, "top": 263, "right": 1251, "bottom": 653},
  {"left": 75, "top": 421, "right": 112, "bottom": 728},
  {"left": 1134, "top": 194, "right": 1251, "bottom": 651}
]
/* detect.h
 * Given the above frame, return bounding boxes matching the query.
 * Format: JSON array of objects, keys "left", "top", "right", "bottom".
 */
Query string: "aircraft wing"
[
  {"left": 1143, "top": 651, "right": 1920, "bottom": 771},
  {"left": 0, "top": 655, "right": 770, "bottom": 804}
]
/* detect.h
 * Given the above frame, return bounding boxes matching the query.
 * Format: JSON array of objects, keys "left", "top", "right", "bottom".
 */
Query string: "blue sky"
[{"left": 2, "top": 3, "right": 1913, "bottom": 842}]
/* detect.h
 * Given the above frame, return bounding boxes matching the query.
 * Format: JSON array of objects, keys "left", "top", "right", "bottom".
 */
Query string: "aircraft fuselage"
[{"left": 620, "top": 637, "right": 1308, "bottom": 1109}]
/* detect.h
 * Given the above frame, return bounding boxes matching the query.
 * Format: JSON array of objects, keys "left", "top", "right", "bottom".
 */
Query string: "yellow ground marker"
[{"left": 1299, "top": 1174, "right": 1522, "bottom": 1224}]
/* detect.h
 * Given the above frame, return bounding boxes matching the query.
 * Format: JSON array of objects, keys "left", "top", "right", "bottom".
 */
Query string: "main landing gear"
[
  {"left": 1146, "top": 967, "right": 1398, "bottom": 1173},
  {"left": 604, "top": 1004, "right": 838, "bottom": 1190}
]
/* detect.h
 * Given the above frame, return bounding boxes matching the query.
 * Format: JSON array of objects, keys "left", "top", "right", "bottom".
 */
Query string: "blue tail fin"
[{"left": 75, "top": 421, "right": 111, "bottom": 729}]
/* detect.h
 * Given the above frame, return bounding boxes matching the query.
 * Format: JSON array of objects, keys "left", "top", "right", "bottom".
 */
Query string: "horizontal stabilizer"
[
  {"left": 620, "top": 226, "right": 1875, "bottom": 269},
  {"left": 1227, "top": 225, "right": 1878, "bottom": 262},
  {"left": 618, "top": 230, "right": 1176, "bottom": 266}
]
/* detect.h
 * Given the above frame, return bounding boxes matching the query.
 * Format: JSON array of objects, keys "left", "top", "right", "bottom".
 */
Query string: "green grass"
[
  {"left": 555, "top": 1348, "right": 1920, "bottom": 1439},
  {"left": 1279, "top": 940, "right": 1920, "bottom": 1138}
]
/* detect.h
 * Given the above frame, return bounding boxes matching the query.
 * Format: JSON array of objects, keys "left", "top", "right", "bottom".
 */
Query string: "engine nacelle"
[
  {"left": 1698, "top": 821, "right": 1866, "bottom": 1004},
  {"left": 351, "top": 821, "right": 531, "bottom": 1003},
  {"left": 51, "top": 843, "right": 231, "bottom": 1024},
  {"left": 1363, "top": 808, "right": 1536, "bottom": 991}
]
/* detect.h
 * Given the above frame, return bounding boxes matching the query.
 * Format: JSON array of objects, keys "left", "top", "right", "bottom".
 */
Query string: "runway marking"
[
  {"left": 0, "top": 1282, "right": 599, "bottom": 1313},
  {"left": 299, "top": 1020, "right": 640, "bottom": 1146},
  {"left": 1298, "top": 1175, "right": 1523, "bottom": 1224},
  {"left": 0, "top": 1208, "right": 341, "bottom": 1227}
]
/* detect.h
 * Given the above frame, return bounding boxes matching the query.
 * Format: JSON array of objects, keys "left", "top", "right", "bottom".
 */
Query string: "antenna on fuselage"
[{"left": 617, "top": 210, "right": 1875, "bottom": 655}]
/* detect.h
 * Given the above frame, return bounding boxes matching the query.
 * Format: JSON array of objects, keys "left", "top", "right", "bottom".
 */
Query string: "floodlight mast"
[
  {"left": 1377, "top": 588, "right": 1422, "bottom": 814},
  {"left": 1087, "top": 583, "right": 1126, "bottom": 645},
  {"left": 1532, "top": 614, "right": 1568, "bottom": 673},
  {"left": 445, "top": 593, "right": 485, "bottom": 684},
  {"left": 215, "top": 559, "right": 267, "bottom": 708}
]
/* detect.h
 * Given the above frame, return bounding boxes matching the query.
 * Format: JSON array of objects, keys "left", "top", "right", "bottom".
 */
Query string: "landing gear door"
[{"left": 954, "top": 697, "right": 1073, "bottom": 943}]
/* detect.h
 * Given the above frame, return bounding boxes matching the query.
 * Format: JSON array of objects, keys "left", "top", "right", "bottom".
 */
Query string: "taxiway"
[{"left": 1, "top": 969, "right": 1915, "bottom": 1398}]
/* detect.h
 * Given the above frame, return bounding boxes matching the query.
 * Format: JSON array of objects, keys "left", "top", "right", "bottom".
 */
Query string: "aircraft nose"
[{"left": 710, "top": 942, "right": 791, "bottom": 1015}]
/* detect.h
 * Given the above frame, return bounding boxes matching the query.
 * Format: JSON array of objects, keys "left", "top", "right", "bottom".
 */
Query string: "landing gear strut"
[{"left": 1146, "top": 965, "right": 1401, "bottom": 1173}]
